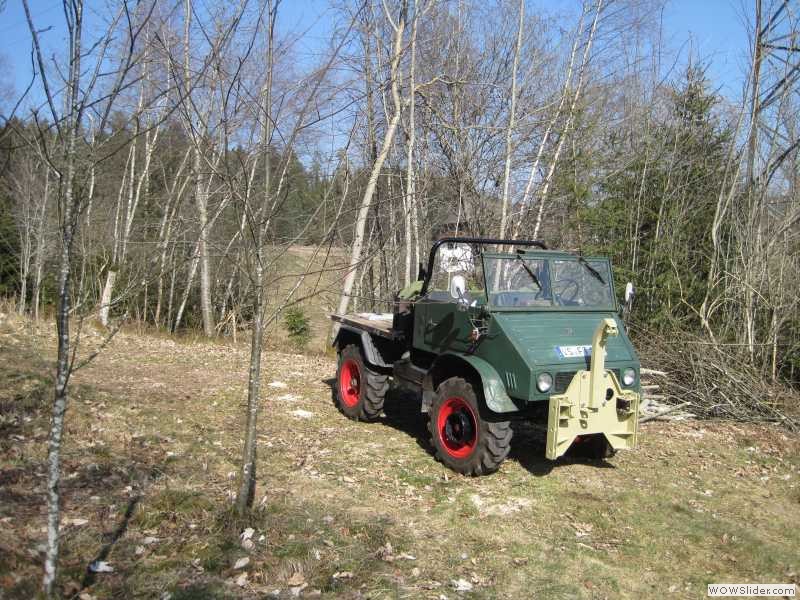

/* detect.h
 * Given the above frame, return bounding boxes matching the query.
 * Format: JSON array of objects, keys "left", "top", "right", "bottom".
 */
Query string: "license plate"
[{"left": 555, "top": 345, "right": 592, "bottom": 358}]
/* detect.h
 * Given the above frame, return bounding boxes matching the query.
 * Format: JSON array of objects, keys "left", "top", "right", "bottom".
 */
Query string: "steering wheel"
[
  {"left": 553, "top": 278, "right": 580, "bottom": 304},
  {"left": 583, "top": 286, "right": 607, "bottom": 306}
]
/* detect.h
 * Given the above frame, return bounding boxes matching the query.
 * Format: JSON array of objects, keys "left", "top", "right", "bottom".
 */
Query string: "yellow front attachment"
[{"left": 545, "top": 319, "right": 640, "bottom": 460}]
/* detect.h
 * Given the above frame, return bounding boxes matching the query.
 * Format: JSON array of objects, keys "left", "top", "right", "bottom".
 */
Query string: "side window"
[{"left": 428, "top": 243, "right": 486, "bottom": 303}]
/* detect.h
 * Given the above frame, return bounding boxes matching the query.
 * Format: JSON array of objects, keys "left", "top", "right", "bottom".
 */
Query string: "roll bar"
[{"left": 420, "top": 237, "right": 548, "bottom": 296}]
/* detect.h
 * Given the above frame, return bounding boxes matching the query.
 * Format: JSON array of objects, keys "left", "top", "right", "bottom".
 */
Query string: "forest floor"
[{"left": 1, "top": 311, "right": 799, "bottom": 599}]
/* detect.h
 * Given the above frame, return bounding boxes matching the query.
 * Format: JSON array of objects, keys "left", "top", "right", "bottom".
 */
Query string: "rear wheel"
[
  {"left": 428, "top": 377, "right": 512, "bottom": 476},
  {"left": 334, "top": 344, "right": 388, "bottom": 421}
]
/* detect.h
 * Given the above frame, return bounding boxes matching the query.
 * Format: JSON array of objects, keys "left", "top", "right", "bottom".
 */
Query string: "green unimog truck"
[{"left": 330, "top": 237, "right": 640, "bottom": 476}]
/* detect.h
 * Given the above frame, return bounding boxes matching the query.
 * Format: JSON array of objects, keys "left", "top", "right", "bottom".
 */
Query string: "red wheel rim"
[
  {"left": 437, "top": 397, "right": 478, "bottom": 459},
  {"left": 339, "top": 358, "right": 361, "bottom": 407}
]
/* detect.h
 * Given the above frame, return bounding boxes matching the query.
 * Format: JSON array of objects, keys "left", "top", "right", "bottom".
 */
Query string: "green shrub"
[{"left": 283, "top": 305, "right": 311, "bottom": 350}]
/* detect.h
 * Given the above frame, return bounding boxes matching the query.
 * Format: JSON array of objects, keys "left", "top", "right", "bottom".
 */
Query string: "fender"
[
  {"left": 332, "top": 325, "right": 391, "bottom": 369},
  {"left": 427, "top": 352, "right": 518, "bottom": 414}
]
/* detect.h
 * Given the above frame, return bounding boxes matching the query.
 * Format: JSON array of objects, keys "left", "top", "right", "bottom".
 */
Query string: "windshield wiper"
[
  {"left": 576, "top": 255, "right": 605, "bottom": 284},
  {"left": 515, "top": 255, "right": 541, "bottom": 289}
]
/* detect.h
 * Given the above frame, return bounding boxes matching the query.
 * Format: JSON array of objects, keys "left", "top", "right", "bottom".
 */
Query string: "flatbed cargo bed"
[{"left": 330, "top": 312, "right": 400, "bottom": 340}]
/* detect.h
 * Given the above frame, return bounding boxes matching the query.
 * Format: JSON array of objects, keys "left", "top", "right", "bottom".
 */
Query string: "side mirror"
[
  {"left": 624, "top": 282, "right": 635, "bottom": 306},
  {"left": 450, "top": 275, "right": 467, "bottom": 302},
  {"left": 622, "top": 282, "right": 635, "bottom": 322}
]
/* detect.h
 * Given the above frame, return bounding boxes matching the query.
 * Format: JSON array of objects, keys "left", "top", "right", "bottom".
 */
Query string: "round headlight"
[
  {"left": 622, "top": 368, "right": 636, "bottom": 386},
  {"left": 537, "top": 372, "right": 553, "bottom": 393}
]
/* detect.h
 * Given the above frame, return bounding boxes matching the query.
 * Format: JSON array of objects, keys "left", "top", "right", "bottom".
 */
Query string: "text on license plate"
[{"left": 555, "top": 345, "right": 592, "bottom": 358}]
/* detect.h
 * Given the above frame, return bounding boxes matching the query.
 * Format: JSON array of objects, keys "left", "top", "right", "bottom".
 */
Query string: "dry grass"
[{"left": 0, "top": 309, "right": 798, "bottom": 599}]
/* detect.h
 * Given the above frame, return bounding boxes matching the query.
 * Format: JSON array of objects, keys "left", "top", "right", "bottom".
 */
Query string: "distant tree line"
[{"left": 2, "top": 0, "right": 798, "bottom": 385}]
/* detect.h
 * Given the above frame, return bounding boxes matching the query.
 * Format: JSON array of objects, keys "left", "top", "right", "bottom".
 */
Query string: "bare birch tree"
[
  {"left": 336, "top": 1, "right": 408, "bottom": 319},
  {"left": 234, "top": 0, "right": 360, "bottom": 512},
  {"left": 22, "top": 0, "right": 159, "bottom": 593},
  {"left": 497, "top": 0, "right": 525, "bottom": 241}
]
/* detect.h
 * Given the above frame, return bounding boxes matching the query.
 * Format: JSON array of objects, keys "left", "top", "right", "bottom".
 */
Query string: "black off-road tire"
[
  {"left": 427, "top": 377, "right": 512, "bottom": 476},
  {"left": 334, "top": 344, "right": 388, "bottom": 422}
]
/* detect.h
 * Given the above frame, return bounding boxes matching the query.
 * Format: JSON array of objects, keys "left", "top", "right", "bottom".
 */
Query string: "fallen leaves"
[
  {"left": 240, "top": 527, "right": 255, "bottom": 550},
  {"left": 377, "top": 541, "right": 416, "bottom": 562}
]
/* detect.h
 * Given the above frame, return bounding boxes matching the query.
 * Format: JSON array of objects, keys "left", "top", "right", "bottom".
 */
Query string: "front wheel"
[{"left": 428, "top": 377, "right": 512, "bottom": 476}]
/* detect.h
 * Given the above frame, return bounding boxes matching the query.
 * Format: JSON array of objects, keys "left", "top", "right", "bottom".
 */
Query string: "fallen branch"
[
  {"left": 637, "top": 331, "right": 798, "bottom": 431},
  {"left": 640, "top": 368, "right": 667, "bottom": 377},
  {"left": 639, "top": 402, "right": 692, "bottom": 423}
]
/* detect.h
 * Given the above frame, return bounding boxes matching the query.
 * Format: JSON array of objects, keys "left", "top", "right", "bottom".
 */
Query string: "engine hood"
[{"left": 491, "top": 311, "right": 636, "bottom": 368}]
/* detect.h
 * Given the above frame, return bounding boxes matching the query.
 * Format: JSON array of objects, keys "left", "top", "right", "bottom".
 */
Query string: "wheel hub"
[
  {"left": 437, "top": 396, "right": 478, "bottom": 459},
  {"left": 444, "top": 411, "right": 474, "bottom": 446},
  {"left": 339, "top": 359, "right": 361, "bottom": 408}
]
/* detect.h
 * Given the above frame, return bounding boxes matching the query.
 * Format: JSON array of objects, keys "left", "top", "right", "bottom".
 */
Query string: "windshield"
[{"left": 484, "top": 256, "right": 615, "bottom": 309}]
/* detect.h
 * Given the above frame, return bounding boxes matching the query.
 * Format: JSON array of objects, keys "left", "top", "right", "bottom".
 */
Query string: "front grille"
[
  {"left": 554, "top": 369, "right": 620, "bottom": 393},
  {"left": 554, "top": 371, "right": 576, "bottom": 393}
]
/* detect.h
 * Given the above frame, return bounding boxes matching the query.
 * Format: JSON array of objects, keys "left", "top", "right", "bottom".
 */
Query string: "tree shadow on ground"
[
  {"left": 323, "top": 378, "right": 616, "bottom": 477},
  {"left": 80, "top": 495, "right": 141, "bottom": 590}
]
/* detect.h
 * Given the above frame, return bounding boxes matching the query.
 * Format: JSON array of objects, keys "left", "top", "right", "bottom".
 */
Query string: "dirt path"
[{"left": 1, "top": 319, "right": 798, "bottom": 599}]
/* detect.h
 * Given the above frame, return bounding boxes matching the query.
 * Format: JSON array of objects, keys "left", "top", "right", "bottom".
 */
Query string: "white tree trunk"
[
  {"left": 402, "top": 0, "right": 419, "bottom": 286},
  {"left": 99, "top": 270, "right": 117, "bottom": 327},
  {"left": 174, "top": 241, "right": 201, "bottom": 331},
  {"left": 512, "top": 4, "right": 585, "bottom": 241},
  {"left": 195, "top": 158, "right": 215, "bottom": 337},
  {"left": 37, "top": 0, "right": 83, "bottom": 591},
  {"left": 532, "top": 0, "right": 603, "bottom": 239},
  {"left": 336, "top": 5, "right": 406, "bottom": 321},
  {"left": 498, "top": 0, "right": 524, "bottom": 241},
  {"left": 32, "top": 170, "right": 50, "bottom": 321}
]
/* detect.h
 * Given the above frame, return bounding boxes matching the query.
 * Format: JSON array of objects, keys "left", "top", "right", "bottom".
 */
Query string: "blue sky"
[
  {"left": 663, "top": 0, "right": 752, "bottom": 97},
  {"left": 0, "top": 0, "right": 753, "bottom": 109}
]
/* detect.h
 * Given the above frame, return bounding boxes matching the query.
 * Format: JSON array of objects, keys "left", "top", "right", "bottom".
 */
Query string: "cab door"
[
  {"left": 413, "top": 242, "right": 485, "bottom": 353},
  {"left": 414, "top": 296, "right": 474, "bottom": 353}
]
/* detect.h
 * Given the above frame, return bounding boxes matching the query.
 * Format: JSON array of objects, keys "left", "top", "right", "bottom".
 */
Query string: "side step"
[{"left": 393, "top": 358, "right": 426, "bottom": 389}]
